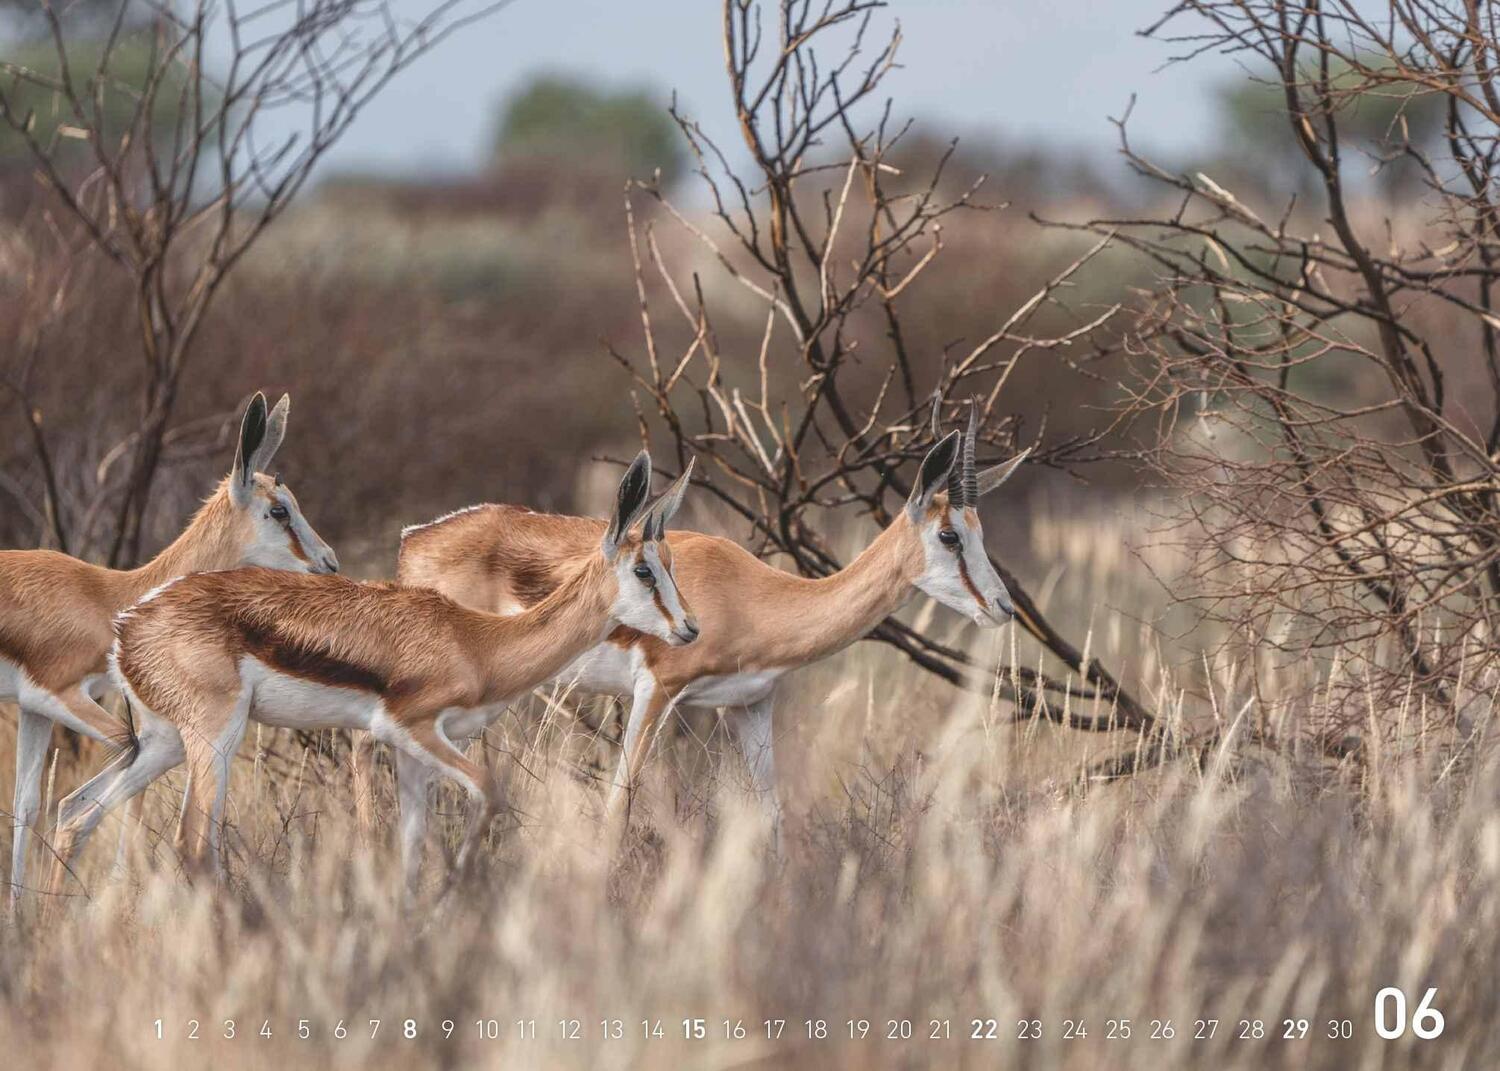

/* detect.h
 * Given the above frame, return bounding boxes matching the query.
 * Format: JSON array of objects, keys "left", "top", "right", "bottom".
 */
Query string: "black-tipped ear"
[
  {"left": 602, "top": 451, "right": 652, "bottom": 560},
  {"left": 907, "top": 430, "right": 960, "bottom": 518},
  {"left": 230, "top": 392, "right": 268, "bottom": 509}
]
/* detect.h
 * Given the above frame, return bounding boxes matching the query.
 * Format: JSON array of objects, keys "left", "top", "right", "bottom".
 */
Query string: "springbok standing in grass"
[
  {"left": 398, "top": 413, "right": 1026, "bottom": 842},
  {"left": 47, "top": 453, "right": 697, "bottom": 893},
  {"left": 0, "top": 393, "right": 337, "bottom": 903}
]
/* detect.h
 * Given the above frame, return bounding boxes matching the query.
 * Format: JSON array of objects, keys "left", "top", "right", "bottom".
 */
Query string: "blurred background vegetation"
[{"left": 0, "top": 1, "right": 1485, "bottom": 709}]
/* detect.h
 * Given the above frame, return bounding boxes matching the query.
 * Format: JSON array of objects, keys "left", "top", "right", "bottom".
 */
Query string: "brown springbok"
[
  {"left": 0, "top": 393, "right": 336, "bottom": 903},
  {"left": 48, "top": 453, "right": 696, "bottom": 891},
  {"left": 398, "top": 413, "right": 1026, "bottom": 844}
]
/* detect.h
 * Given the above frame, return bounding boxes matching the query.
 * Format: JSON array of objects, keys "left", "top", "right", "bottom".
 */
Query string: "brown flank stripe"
[{"left": 237, "top": 617, "right": 389, "bottom": 695}]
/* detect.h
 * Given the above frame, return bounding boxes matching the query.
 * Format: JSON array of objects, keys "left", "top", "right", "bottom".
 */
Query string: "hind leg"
[
  {"left": 395, "top": 748, "right": 435, "bottom": 895},
  {"left": 175, "top": 690, "right": 252, "bottom": 879},
  {"left": 9, "top": 706, "right": 50, "bottom": 907},
  {"left": 48, "top": 721, "right": 186, "bottom": 902},
  {"left": 11, "top": 679, "right": 127, "bottom": 904}
]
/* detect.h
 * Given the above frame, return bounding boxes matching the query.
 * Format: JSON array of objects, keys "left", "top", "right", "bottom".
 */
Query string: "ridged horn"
[{"left": 961, "top": 401, "right": 979, "bottom": 508}]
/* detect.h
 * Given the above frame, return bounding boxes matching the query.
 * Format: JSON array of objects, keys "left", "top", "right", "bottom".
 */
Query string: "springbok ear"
[
  {"left": 602, "top": 451, "right": 652, "bottom": 561},
  {"left": 976, "top": 447, "right": 1031, "bottom": 497},
  {"left": 906, "top": 431, "right": 961, "bottom": 519},
  {"left": 229, "top": 392, "right": 269, "bottom": 509},
  {"left": 643, "top": 457, "right": 694, "bottom": 541},
  {"left": 250, "top": 394, "right": 290, "bottom": 476}
]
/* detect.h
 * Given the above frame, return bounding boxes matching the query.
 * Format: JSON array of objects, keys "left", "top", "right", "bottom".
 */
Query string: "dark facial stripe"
[
  {"left": 634, "top": 549, "right": 676, "bottom": 628},
  {"left": 941, "top": 505, "right": 988, "bottom": 611},
  {"left": 285, "top": 523, "right": 310, "bottom": 563},
  {"left": 238, "top": 617, "right": 387, "bottom": 694},
  {"left": 651, "top": 587, "right": 674, "bottom": 627},
  {"left": 955, "top": 551, "right": 988, "bottom": 609}
]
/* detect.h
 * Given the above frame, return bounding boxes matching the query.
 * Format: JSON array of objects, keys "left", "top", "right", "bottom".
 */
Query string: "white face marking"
[
  {"left": 611, "top": 541, "right": 698, "bottom": 645},
  {"left": 240, "top": 477, "right": 339, "bottom": 575},
  {"left": 914, "top": 506, "right": 1014, "bottom": 627}
]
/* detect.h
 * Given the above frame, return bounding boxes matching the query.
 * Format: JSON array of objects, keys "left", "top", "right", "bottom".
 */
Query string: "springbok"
[
  {"left": 397, "top": 413, "right": 1027, "bottom": 842},
  {"left": 0, "top": 392, "right": 336, "bottom": 903},
  {"left": 47, "top": 453, "right": 696, "bottom": 892}
]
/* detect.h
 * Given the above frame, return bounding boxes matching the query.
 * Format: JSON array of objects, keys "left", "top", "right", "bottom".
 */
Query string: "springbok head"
[
  {"left": 905, "top": 402, "right": 1029, "bottom": 627},
  {"left": 600, "top": 452, "right": 699, "bottom": 646},
  {"left": 227, "top": 392, "right": 339, "bottom": 575}
]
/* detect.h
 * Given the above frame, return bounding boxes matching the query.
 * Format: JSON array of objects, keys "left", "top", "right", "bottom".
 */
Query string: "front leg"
[
  {"left": 734, "top": 693, "right": 783, "bottom": 854},
  {"left": 9, "top": 706, "right": 50, "bottom": 907},
  {"left": 605, "top": 675, "right": 672, "bottom": 821},
  {"left": 10, "top": 681, "right": 121, "bottom": 906}
]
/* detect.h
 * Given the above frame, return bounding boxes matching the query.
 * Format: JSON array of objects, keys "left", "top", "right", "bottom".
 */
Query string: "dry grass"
[{"left": 1, "top": 505, "right": 1496, "bottom": 1070}]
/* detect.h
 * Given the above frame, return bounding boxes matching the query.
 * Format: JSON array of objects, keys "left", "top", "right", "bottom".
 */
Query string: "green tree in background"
[
  {"left": 0, "top": 39, "right": 205, "bottom": 162},
  {"left": 1214, "top": 57, "right": 1444, "bottom": 201},
  {"left": 0, "top": 0, "right": 140, "bottom": 37},
  {"left": 493, "top": 74, "right": 684, "bottom": 186}
]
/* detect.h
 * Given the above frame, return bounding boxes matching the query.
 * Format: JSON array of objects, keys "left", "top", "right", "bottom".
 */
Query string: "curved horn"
[{"left": 961, "top": 401, "right": 979, "bottom": 508}]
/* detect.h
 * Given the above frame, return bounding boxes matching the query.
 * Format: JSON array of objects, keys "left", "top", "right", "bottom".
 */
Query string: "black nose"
[
  {"left": 321, "top": 554, "right": 339, "bottom": 574},
  {"left": 682, "top": 621, "right": 700, "bottom": 640}
]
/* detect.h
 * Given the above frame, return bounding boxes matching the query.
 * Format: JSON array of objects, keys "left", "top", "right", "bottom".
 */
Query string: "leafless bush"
[
  {"left": 612, "top": 0, "right": 1154, "bottom": 737},
  {"left": 1048, "top": 1, "right": 1500, "bottom": 750},
  {"left": 0, "top": 0, "right": 507, "bottom": 564}
]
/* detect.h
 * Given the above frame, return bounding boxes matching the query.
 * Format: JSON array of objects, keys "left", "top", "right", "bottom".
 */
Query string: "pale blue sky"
[{"left": 282, "top": 0, "right": 1228, "bottom": 178}]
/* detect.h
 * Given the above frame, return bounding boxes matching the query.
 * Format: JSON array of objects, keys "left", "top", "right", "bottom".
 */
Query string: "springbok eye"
[
  {"left": 633, "top": 563, "right": 655, "bottom": 586},
  {"left": 938, "top": 527, "right": 961, "bottom": 548},
  {"left": 269, "top": 504, "right": 289, "bottom": 522}
]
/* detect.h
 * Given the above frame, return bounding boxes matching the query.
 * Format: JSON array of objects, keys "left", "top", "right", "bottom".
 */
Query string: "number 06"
[{"left": 1375, "top": 987, "right": 1444, "bottom": 1040}]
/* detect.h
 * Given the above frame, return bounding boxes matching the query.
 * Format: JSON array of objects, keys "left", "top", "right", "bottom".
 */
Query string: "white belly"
[
  {"left": 679, "top": 669, "right": 783, "bottom": 708},
  {"left": 244, "top": 659, "right": 382, "bottom": 731},
  {"left": 547, "top": 643, "right": 784, "bottom": 711}
]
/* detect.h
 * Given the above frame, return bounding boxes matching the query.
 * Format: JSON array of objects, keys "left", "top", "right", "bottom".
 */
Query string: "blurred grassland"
[
  {"left": 2, "top": 114, "right": 1497, "bottom": 1069},
  {"left": 0, "top": 497, "right": 1494, "bottom": 1070}
]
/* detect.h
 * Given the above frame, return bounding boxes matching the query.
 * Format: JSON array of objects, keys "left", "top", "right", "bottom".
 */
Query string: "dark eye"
[
  {"left": 938, "top": 528, "right": 961, "bottom": 548},
  {"left": 633, "top": 563, "right": 655, "bottom": 586},
  {"left": 269, "top": 504, "right": 289, "bottom": 522}
]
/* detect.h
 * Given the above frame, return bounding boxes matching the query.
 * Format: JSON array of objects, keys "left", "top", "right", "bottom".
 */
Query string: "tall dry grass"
[{"left": 0, "top": 505, "right": 1495, "bottom": 1070}]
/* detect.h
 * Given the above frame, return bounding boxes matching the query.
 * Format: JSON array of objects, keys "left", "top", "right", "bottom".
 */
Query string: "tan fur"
[
  {"left": 398, "top": 501, "right": 930, "bottom": 697},
  {"left": 0, "top": 476, "right": 298, "bottom": 740},
  {"left": 116, "top": 563, "right": 616, "bottom": 735},
  {"left": 56, "top": 527, "right": 679, "bottom": 880},
  {"left": 394, "top": 483, "right": 1005, "bottom": 827}
]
